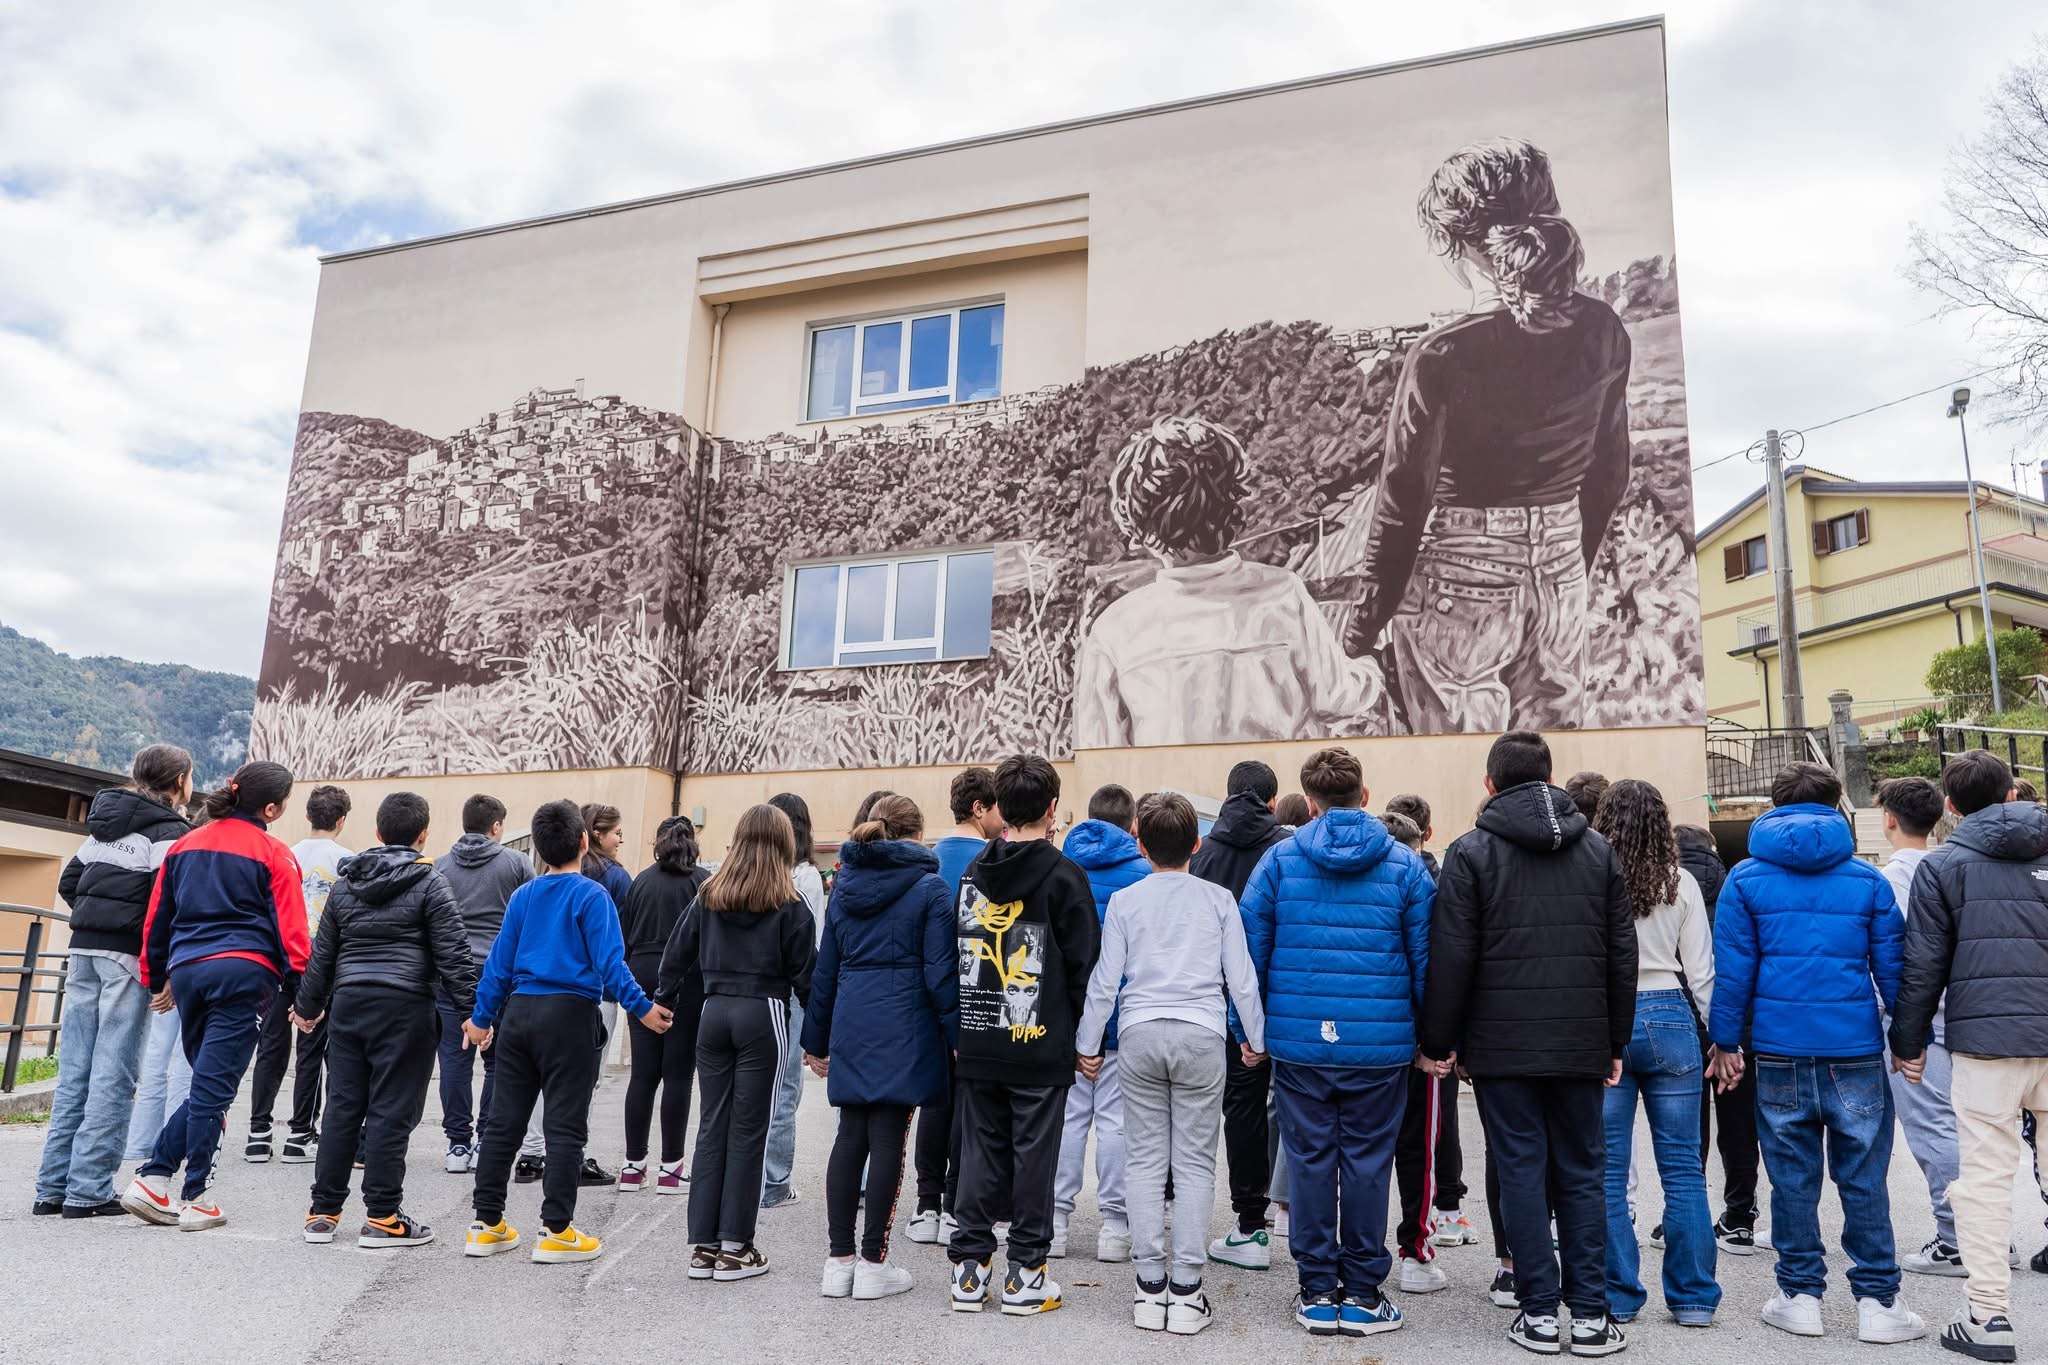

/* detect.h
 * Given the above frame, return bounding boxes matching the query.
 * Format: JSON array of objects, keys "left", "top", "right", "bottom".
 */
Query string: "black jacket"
[
  {"left": 1675, "top": 828, "right": 1726, "bottom": 923},
  {"left": 1421, "top": 781, "right": 1637, "bottom": 1078},
  {"left": 1891, "top": 802, "right": 2048, "bottom": 1059},
  {"left": 955, "top": 836, "right": 1100, "bottom": 1087},
  {"left": 296, "top": 845, "right": 476, "bottom": 1017},
  {"left": 1190, "top": 792, "right": 1289, "bottom": 902},
  {"left": 621, "top": 861, "right": 709, "bottom": 985},
  {"left": 60, "top": 788, "right": 191, "bottom": 955},
  {"left": 656, "top": 894, "right": 815, "bottom": 1005}
]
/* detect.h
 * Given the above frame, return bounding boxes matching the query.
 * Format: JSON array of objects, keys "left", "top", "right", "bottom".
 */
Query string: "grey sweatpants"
[
  {"left": 1889, "top": 1036, "right": 1958, "bottom": 1246},
  {"left": 1120, "top": 1019, "right": 1228, "bottom": 1285}
]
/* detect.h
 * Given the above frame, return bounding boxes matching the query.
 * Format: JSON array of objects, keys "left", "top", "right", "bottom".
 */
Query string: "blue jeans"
[
  {"left": 760, "top": 994, "right": 803, "bottom": 1205},
  {"left": 1603, "top": 990, "right": 1720, "bottom": 1319},
  {"left": 35, "top": 954, "right": 149, "bottom": 1206},
  {"left": 1753, "top": 1053, "right": 1899, "bottom": 1302},
  {"left": 125, "top": 1006, "right": 192, "bottom": 1159},
  {"left": 140, "top": 957, "right": 280, "bottom": 1199},
  {"left": 1271, "top": 1060, "right": 1406, "bottom": 1298},
  {"left": 435, "top": 991, "right": 496, "bottom": 1146}
]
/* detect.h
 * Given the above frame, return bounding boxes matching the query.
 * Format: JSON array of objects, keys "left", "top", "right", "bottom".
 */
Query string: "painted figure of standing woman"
[{"left": 1351, "top": 138, "right": 1632, "bottom": 733}]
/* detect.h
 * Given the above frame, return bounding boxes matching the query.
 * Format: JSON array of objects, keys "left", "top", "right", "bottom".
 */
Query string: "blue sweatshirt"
[
  {"left": 932, "top": 836, "right": 986, "bottom": 899},
  {"left": 472, "top": 871, "right": 652, "bottom": 1026}
]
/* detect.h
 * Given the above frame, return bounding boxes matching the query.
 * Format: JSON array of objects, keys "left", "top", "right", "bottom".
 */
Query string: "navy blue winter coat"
[
  {"left": 800, "top": 838, "right": 958, "bottom": 1108},
  {"left": 1709, "top": 803, "right": 1903, "bottom": 1059},
  {"left": 1063, "top": 819, "right": 1150, "bottom": 1050},
  {"left": 1239, "top": 807, "right": 1433, "bottom": 1069}
]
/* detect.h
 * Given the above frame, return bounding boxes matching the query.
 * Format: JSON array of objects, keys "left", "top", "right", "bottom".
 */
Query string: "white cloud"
[{"left": 2, "top": 0, "right": 2045, "bottom": 675}]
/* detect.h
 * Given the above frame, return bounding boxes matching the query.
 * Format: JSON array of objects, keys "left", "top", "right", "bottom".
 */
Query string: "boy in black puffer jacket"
[{"left": 292, "top": 792, "right": 475, "bottom": 1250}]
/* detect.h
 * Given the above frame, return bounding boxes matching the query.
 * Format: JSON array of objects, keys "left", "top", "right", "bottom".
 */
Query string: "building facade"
[
  {"left": 1697, "top": 464, "right": 2048, "bottom": 730},
  {"left": 256, "top": 20, "right": 1706, "bottom": 858}
]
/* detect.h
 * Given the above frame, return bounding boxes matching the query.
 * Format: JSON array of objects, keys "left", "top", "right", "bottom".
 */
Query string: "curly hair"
[
  {"left": 1107, "top": 416, "right": 1249, "bottom": 557},
  {"left": 1417, "top": 138, "right": 1584, "bottom": 331},
  {"left": 1592, "top": 778, "right": 1680, "bottom": 920}
]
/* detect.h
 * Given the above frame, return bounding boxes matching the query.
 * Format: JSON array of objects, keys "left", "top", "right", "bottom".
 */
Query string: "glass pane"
[
  {"left": 843, "top": 563, "right": 889, "bottom": 644},
  {"left": 859, "top": 321, "right": 902, "bottom": 398},
  {"left": 894, "top": 559, "right": 940, "bottom": 640},
  {"left": 788, "top": 566, "right": 840, "bottom": 668},
  {"left": 839, "top": 645, "right": 939, "bottom": 665},
  {"left": 956, "top": 304, "right": 1004, "bottom": 402},
  {"left": 806, "top": 327, "right": 854, "bottom": 421},
  {"left": 853, "top": 395, "right": 948, "bottom": 415},
  {"left": 942, "top": 550, "right": 995, "bottom": 658},
  {"left": 909, "top": 314, "right": 952, "bottom": 392}
]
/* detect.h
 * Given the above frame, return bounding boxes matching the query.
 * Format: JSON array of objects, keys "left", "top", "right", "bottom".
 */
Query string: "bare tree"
[{"left": 1910, "top": 44, "right": 2048, "bottom": 428}]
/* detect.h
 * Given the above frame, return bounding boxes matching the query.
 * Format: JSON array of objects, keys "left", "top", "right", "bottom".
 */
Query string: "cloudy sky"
[{"left": 3, "top": 0, "right": 2043, "bottom": 677}]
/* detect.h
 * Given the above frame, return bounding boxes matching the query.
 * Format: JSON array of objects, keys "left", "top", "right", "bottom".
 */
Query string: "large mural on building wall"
[{"left": 253, "top": 136, "right": 1703, "bottom": 780}]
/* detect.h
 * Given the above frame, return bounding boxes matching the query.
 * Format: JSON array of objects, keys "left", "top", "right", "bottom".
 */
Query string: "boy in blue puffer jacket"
[
  {"left": 1708, "top": 762, "right": 1922, "bottom": 1345},
  {"left": 1241, "top": 747, "right": 1432, "bottom": 1340},
  {"left": 1052, "top": 784, "right": 1150, "bottom": 1262}
]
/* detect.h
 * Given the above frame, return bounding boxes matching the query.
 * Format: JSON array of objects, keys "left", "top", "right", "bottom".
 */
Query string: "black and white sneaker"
[
  {"left": 1491, "top": 1266, "right": 1522, "bottom": 1308},
  {"left": 243, "top": 1127, "right": 273, "bottom": 1163},
  {"left": 280, "top": 1130, "right": 316, "bottom": 1164},
  {"left": 1001, "top": 1260, "right": 1063, "bottom": 1315},
  {"left": 950, "top": 1257, "right": 992, "bottom": 1312},
  {"left": 1646, "top": 1222, "right": 1666, "bottom": 1251},
  {"left": 514, "top": 1156, "right": 544, "bottom": 1184},
  {"left": 712, "top": 1245, "right": 770, "bottom": 1281},
  {"left": 578, "top": 1157, "right": 612, "bottom": 1187},
  {"left": 1166, "top": 1283, "right": 1214, "bottom": 1336},
  {"left": 1904, "top": 1237, "right": 1969, "bottom": 1277},
  {"left": 358, "top": 1211, "right": 435, "bottom": 1249},
  {"left": 1570, "top": 1313, "right": 1628, "bottom": 1356},
  {"left": 1941, "top": 1311, "right": 2017, "bottom": 1362},
  {"left": 1714, "top": 1218, "right": 1756, "bottom": 1255},
  {"left": 1508, "top": 1311, "right": 1564, "bottom": 1355}
]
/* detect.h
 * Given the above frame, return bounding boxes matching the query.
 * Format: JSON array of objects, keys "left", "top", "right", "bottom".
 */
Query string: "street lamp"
[{"left": 1949, "top": 386, "right": 2005, "bottom": 714}]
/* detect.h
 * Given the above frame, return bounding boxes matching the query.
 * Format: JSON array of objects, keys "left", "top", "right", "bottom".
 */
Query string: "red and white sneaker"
[
  {"left": 121, "top": 1175, "right": 179, "bottom": 1226},
  {"left": 656, "top": 1161, "right": 688, "bottom": 1195},
  {"left": 618, "top": 1161, "right": 647, "bottom": 1193},
  {"left": 178, "top": 1195, "right": 226, "bottom": 1231}
]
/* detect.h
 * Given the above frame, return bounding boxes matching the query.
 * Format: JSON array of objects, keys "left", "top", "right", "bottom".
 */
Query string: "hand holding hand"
[
  {"left": 1894, "top": 1053, "right": 1926, "bottom": 1085},
  {"left": 640, "top": 1003, "right": 674, "bottom": 1034},
  {"left": 1076, "top": 1053, "right": 1102, "bottom": 1082},
  {"left": 461, "top": 1018, "right": 493, "bottom": 1052},
  {"left": 1710, "top": 1046, "right": 1746, "bottom": 1093},
  {"left": 805, "top": 1052, "right": 829, "bottom": 1079},
  {"left": 149, "top": 987, "right": 174, "bottom": 1015},
  {"left": 289, "top": 1009, "right": 323, "bottom": 1034},
  {"left": 1240, "top": 1043, "right": 1267, "bottom": 1068},
  {"left": 1604, "top": 1058, "right": 1625, "bottom": 1088}
]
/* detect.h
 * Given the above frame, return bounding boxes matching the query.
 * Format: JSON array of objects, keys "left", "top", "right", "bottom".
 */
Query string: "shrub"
[{"left": 1926, "top": 627, "right": 2046, "bottom": 715}]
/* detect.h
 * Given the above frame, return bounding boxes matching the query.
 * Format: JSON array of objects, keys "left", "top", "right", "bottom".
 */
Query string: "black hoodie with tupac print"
[{"left": 955, "top": 836, "right": 1101, "bottom": 1087}]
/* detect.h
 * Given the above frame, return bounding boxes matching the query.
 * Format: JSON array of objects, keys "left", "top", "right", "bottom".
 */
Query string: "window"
[
  {"left": 1813, "top": 509, "right": 1871, "bottom": 556},
  {"left": 1722, "top": 534, "right": 1768, "bottom": 581},
  {"left": 783, "top": 548, "right": 996, "bottom": 669},
  {"left": 804, "top": 302, "right": 1004, "bottom": 421}
]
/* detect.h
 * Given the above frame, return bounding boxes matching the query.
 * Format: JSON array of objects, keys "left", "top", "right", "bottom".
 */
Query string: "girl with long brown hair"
[
  {"left": 656, "top": 803, "right": 817, "bottom": 1282},
  {"left": 1591, "top": 778, "right": 1719, "bottom": 1326}
]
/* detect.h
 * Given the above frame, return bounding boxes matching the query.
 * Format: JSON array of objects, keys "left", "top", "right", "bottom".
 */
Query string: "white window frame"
[
  {"left": 801, "top": 298, "right": 1003, "bottom": 424},
  {"left": 780, "top": 545, "right": 994, "bottom": 670}
]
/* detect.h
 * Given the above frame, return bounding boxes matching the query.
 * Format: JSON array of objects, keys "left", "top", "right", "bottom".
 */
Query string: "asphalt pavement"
[{"left": 5, "top": 1071, "right": 2047, "bottom": 1364}]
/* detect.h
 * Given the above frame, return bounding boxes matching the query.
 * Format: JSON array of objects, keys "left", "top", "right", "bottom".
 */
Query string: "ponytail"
[
  {"left": 201, "top": 760, "right": 293, "bottom": 824},
  {"left": 654, "top": 815, "right": 700, "bottom": 873},
  {"left": 131, "top": 743, "right": 194, "bottom": 808},
  {"left": 851, "top": 793, "right": 924, "bottom": 844},
  {"left": 1483, "top": 215, "right": 1584, "bottom": 330},
  {"left": 1418, "top": 137, "right": 1584, "bottom": 331}
]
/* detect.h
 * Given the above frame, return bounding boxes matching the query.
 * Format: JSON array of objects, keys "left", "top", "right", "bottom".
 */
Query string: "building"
[
  {"left": 1697, "top": 463, "right": 2048, "bottom": 730},
  {"left": 254, "top": 19, "right": 1706, "bottom": 861}
]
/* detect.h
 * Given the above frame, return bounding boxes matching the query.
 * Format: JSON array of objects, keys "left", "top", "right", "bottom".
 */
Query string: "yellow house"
[{"left": 1697, "top": 464, "right": 2048, "bottom": 730}]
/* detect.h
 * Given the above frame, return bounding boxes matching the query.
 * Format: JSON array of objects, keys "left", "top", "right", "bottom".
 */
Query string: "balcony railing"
[
  {"left": 1735, "top": 546, "right": 2048, "bottom": 647},
  {"left": 2, "top": 903, "right": 69, "bottom": 1093}
]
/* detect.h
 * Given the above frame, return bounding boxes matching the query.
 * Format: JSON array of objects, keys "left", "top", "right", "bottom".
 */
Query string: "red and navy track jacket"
[{"left": 142, "top": 811, "right": 312, "bottom": 989}]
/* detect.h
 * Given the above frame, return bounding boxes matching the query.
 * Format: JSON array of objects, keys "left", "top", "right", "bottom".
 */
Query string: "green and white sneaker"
[{"left": 1208, "top": 1227, "right": 1271, "bottom": 1270}]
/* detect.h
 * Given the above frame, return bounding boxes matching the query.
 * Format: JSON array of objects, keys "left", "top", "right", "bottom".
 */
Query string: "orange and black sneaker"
[
  {"left": 358, "top": 1211, "right": 435, "bottom": 1249},
  {"left": 303, "top": 1212, "right": 341, "bottom": 1244}
]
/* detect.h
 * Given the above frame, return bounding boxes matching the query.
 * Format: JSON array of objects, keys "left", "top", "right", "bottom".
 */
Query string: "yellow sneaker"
[
  {"left": 533, "top": 1225, "right": 603, "bottom": 1263},
  {"left": 464, "top": 1218, "right": 522, "bottom": 1258}
]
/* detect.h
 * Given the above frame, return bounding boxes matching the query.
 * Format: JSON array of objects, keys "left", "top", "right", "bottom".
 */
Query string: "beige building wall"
[{"left": 1, "top": 820, "right": 89, "bottom": 1032}]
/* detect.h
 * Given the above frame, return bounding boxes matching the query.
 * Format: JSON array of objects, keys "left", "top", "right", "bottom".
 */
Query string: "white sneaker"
[
  {"left": 177, "top": 1195, "right": 226, "bottom": 1231},
  {"left": 1902, "top": 1237, "right": 1968, "bottom": 1277},
  {"left": 1134, "top": 1280, "right": 1169, "bottom": 1331},
  {"left": 1167, "top": 1284, "right": 1215, "bottom": 1335},
  {"left": 1857, "top": 1295, "right": 1928, "bottom": 1344},
  {"left": 120, "top": 1174, "right": 179, "bottom": 1226},
  {"left": 1269, "top": 1203, "right": 1290, "bottom": 1239},
  {"left": 938, "top": 1212, "right": 959, "bottom": 1246},
  {"left": 1762, "top": 1291, "right": 1825, "bottom": 1337},
  {"left": 1049, "top": 1215, "right": 1069, "bottom": 1259},
  {"left": 1208, "top": 1227, "right": 1272, "bottom": 1269},
  {"left": 1098, "top": 1219, "right": 1131, "bottom": 1263},
  {"left": 907, "top": 1209, "right": 942, "bottom": 1244},
  {"left": 1397, "top": 1254, "right": 1447, "bottom": 1294},
  {"left": 444, "top": 1144, "right": 473, "bottom": 1174},
  {"left": 1431, "top": 1208, "right": 1479, "bottom": 1246},
  {"left": 853, "top": 1257, "right": 914, "bottom": 1300},
  {"left": 820, "top": 1256, "right": 855, "bottom": 1299}
]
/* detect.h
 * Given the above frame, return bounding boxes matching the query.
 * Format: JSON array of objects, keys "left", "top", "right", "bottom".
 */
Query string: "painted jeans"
[{"left": 1388, "top": 500, "right": 1588, "bottom": 733}]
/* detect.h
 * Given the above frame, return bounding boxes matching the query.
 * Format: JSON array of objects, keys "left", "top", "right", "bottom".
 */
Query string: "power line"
[{"left": 1690, "top": 364, "right": 2011, "bottom": 472}]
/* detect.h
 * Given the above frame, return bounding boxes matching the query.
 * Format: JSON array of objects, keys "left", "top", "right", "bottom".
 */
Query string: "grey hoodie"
[{"left": 433, "top": 833, "right": 536, "bottom": 961}]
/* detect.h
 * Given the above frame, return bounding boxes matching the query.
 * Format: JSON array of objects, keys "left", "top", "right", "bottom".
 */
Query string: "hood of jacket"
[
  {"left": 1947, "top": 801, "right": 2048, "bottom": 862},
  {"left": 1475, "top": 782, "right": 1588, "bottom": 854},
  {"left": 1291, "top": 806, "right": 1395, "bottom": 874},
  {"left": 1063, "top": 819, "right": 1141, "bottom": 872},
  {"left": 833, "top": 838, "right": 940, "bottom": 918},
  {"left": 339, "top": 844, "right": 437, "bottom": 905},
  {"left": 1206, "top": 790, "right": 1283, "bottom": 851},
  {"left": 447, "top": 832, "right": 511, "bottom": 869},
  {"left": 968, "top": 835, "right": 1065, "bottom": 905},
  {"left": 87, "top": 787, "right": 182, "bottom": 842},
  {"left": 1746, "top": 803, "right": 1856, "bottom": 874}
]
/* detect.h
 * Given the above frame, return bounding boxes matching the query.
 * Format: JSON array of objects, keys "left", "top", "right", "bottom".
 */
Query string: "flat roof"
[{"left": 321, "top": 15, "right": 1664, "bottom": 265}]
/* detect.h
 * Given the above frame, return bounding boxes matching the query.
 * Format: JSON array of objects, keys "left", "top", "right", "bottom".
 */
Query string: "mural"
[{"left": 254, "top": 136, "right": 1702, "bottom": 780}]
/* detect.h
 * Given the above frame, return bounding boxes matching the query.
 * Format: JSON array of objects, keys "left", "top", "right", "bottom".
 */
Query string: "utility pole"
[
  {"left": 1761, "top": 428, "right": 1807, "bottom": 729},
  {"left": 1951, "top": 388, "right": 2005, "bottom": 713}
]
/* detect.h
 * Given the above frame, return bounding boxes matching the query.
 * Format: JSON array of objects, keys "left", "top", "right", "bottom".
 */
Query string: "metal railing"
[
  {"left": 1937, "top": 724, "right": 2048, "bottom": 782},
  {"left": 2, "top": 903, "right": 69, "bottom": 1093},
  {"left": 1706, "top": 721, "right": 1834, "bottom": 804}
]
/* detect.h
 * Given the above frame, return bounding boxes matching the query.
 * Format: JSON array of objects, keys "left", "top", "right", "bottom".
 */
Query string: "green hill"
[{"left": 0, "top": 624, "right": 255, "bottom": 787}]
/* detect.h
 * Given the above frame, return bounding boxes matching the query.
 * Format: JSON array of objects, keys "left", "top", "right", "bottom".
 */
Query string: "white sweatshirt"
[
  {"left": 1636, "top": 867, "right": 1715, "bottom": 1021},
  {"left": 1076, "top": 870, "right": 1267, "bottom": 1054}
]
